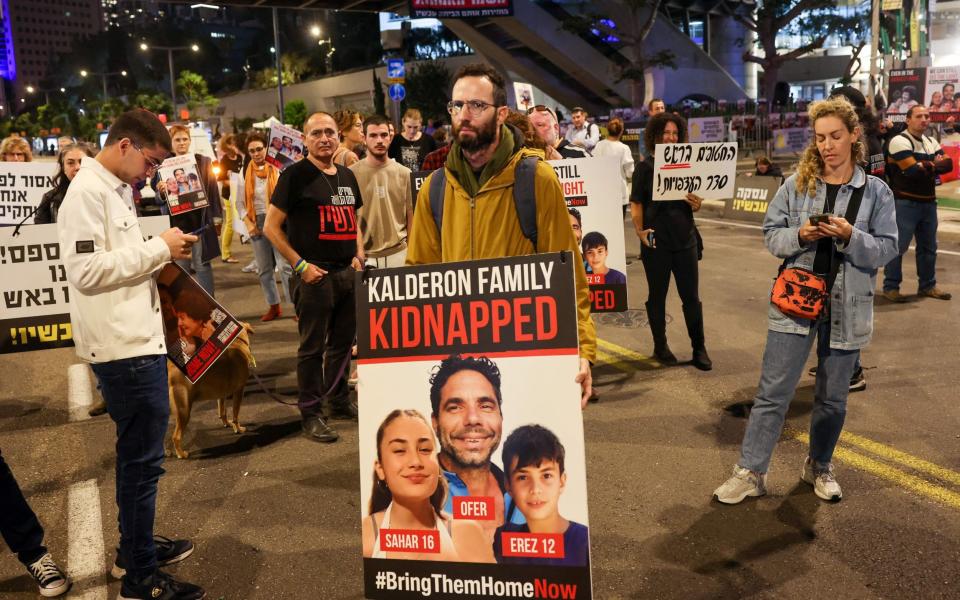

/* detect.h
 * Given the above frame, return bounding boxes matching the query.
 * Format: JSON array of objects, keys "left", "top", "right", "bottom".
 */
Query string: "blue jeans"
[
  {"left": 176, "top": 243, "right": 215, "bottom": 297},
  {"left": 883, "top": 198, "right": 938, "bottom": 292},
  {"left": 739, "top": 321, "right": 859, "bottom": 473},
  {"left": 251, "top": 213, "right": 292, "bottom": 306},
  {"left": 91, "top": 355, "right": 169, "bottom": 583}
]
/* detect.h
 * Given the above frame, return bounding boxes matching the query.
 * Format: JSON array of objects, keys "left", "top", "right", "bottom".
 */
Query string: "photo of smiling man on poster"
[{"left": 429, "top": 355, "right": 527, "bottom": 543}]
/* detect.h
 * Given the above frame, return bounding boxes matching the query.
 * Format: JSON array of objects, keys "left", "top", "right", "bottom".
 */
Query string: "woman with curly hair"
[
  {"left": 629, "top": 112, "right": 711, "bottom": 370},
  {"left": 714, "top": 97, "right": 899, "bottom": 505}
]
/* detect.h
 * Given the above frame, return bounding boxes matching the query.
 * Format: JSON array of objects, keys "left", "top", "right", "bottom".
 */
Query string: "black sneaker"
[
  {"left": 302, "top": 415, "right": 339, "bottom": 443},
  {"left": 26, "top": 553, "right": 70, "bottom": 597},
  {"left": 111, "top": 536, "right": 194, "bottom": 579},
  {"left": 119, "top": 569, "right": 205, "bottom": 600}
]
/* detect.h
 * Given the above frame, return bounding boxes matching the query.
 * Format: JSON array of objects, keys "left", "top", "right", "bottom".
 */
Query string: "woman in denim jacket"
[{"left": 714, "top": 97, "right": 898, "bottom": 504}]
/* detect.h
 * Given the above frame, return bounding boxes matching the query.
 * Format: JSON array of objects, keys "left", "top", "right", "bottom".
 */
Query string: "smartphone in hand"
[{"left": 809, "top": 213, "right": 831, "bottom": 226}]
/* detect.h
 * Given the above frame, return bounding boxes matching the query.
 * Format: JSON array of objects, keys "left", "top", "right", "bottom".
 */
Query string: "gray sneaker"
[
  {"left": 714, "top": 465, "right": 767, "bottom": 504},
  {"left": 240, "top": 260, "right": 258, "bottom": 273},
  {"left": 801, "top": 457, "right": 842, "bottom": 501}
]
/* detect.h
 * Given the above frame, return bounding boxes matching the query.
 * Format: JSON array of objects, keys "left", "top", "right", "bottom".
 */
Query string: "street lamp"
[
  {"left": 80, "top": 69, "right": 128, "bottom": 99},
  {"left": 139, "top": 42, "right": 200, "bottom": 114},
  {"left": 24, "top": 84, "right": 58, "bottom": 105}
]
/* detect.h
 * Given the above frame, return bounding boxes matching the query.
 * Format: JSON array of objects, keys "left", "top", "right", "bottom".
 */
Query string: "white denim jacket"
[
  {"left": 59, "top": 157, "right": 171, "bottom": 363},
  {"left": 763, "top": 166, "right": 899, "bottom": 350}
]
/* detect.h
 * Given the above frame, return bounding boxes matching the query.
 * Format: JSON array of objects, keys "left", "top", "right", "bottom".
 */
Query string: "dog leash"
[{"left": 248, "top": 349, "right": 353, "bottom": 409}]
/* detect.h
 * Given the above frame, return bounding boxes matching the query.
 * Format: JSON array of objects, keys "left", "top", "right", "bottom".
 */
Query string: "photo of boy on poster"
[
  {"left": 582, "top": 231, "right": 626, "bottom": 285},
  {"left": 360, "top": 355, "right": 591, "bottom": 567},
  {"left": 157, "top": 263, "right": 242, "bottom": 382}
]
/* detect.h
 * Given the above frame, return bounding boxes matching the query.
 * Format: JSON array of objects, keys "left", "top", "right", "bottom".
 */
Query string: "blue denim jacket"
[{"left": 763, "top": 166, "right": 898, "bottom": 350}]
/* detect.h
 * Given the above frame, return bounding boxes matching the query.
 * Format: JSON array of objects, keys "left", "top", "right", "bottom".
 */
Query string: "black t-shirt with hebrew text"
[{"left": 270, "top": 159, "right": 363, "bottom": 266}]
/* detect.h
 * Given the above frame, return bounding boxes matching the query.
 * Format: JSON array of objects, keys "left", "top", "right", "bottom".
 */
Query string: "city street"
[{"left": 1, "top": 217, "right": 958, "bottom": 599}]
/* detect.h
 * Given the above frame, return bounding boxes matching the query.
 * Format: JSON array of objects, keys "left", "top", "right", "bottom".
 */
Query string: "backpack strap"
[
  {"left": 428, "top": 167, "right": 447, "bottom": 239},
  {"left": 512, "top": 155, "right": 540, "bottom": 252},
  {"left": 427, "top": 157, "right": 540, "bottom": 251}
]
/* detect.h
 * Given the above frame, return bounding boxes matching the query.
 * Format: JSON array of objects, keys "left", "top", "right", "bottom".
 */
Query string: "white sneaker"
[
  {"left": 241, "top": 260, "right": 258, "bottom": 273},
  {"left": 801, "top": 457, "right": 842, "bottom": 502},
  {"left": 26, "top": 553, "right": 70, "bottom": 597},
  {"left": 714, "top": 465, "right": 767, "bottom": 504}
]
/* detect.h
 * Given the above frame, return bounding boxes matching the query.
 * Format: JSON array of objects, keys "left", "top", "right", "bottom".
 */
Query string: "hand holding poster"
[
  {"left": 549, "top": 157, "right": 628, "bottom": 312},
  {"left": 357, "top": 253, "right": 593, "bottom": 599},
  {"left": 1, "top": 217, "right": 170, "bottom": 354},
  {"left": 158, "top": 263, "right": 243, "bottom": 383},
  {"left": 652, "top": 142, "right": 737, "bottom": 201},
  {"left": 0, "top": 162, "right": 57, "bottom": 225},
  {"left": 157, "top": 154, "right": 210, "bottom": 215},
  {"left": 266, "top": 123, "right": 305, "bottom": 171}
]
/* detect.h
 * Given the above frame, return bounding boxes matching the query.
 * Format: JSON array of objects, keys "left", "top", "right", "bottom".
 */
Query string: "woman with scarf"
[{"left": 237, "top": 132, "right": 292, "bottom": 321}]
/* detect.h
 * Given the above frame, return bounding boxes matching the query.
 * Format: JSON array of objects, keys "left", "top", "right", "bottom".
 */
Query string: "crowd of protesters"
[{"left": 1, "top": 60, "right": 958, "bottom": 598}]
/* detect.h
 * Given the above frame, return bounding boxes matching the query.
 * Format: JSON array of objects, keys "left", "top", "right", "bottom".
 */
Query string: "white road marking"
[
  {"left": 697, "top": 217, "right": 960, "bottom": 256},
  {"left": 67, "top": 479, "right": 107, "bottom": 599},
  {"left": 67, "top": 364, "right": 94, "bottom": 422}
]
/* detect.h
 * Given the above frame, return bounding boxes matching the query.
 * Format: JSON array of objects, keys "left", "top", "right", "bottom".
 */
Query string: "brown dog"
[{"left": 166, "top": 322, "right": 255, "bottom": 459}]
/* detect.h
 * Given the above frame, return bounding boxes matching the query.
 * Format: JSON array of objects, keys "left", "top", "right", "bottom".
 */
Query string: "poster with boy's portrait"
[
  {"left": 265, "top": 122, "right": 305, "bottom": 171},
  {"left": 549, "top": 157, "right": 628, "bottom": 313},
  {"left": 356, "top": 254, "right": 593, "bottom": 599},
  {"left": 158, "top": 263, "right": 242, "bottom": 383},
  {"left": 157, "top": 154, "right": 209, "bottom": 216}
]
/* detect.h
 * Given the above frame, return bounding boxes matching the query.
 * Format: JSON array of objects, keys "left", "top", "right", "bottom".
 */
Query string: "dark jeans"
[
  {"left": 883, "top": 198, "right": 939, "bottom": 292},
  {"left": 641, "top": 244, "right": 700, "bottom": 310},
  {"left": 292, "top": 268, "right": 356, "bottom": 418},
  {"left": 0, "top": 447, "right": 47, "bottom": 566},
  {"left": 91, "top": 354, "right": 169, "bottom": 583}
]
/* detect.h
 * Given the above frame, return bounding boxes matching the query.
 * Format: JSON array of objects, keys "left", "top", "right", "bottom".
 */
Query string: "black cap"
[
  {"left": 571, "top": 106, "right": 586, "bottom": 113},
  {"left": 830, "top": 86, "right": 866, "bottom": 109}
]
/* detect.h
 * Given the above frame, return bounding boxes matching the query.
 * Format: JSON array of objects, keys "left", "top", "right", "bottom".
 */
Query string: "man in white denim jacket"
[{"left": 58, "top": 109, "right": 205, "bottom": 600}]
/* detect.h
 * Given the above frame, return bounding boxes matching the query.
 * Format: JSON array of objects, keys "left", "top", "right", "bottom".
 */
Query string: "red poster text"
[
  {"left": 452, "top": 496, "right": 495, "bottom": 520},
  {"left": 501, "top": 532, "right": 565, "bottom": 559},
  {"left": 378, "top": 529, "right": 441, "bottom": 554}
]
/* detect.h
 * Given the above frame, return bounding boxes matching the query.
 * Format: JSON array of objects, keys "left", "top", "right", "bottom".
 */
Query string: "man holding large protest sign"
[
  {"left": 58, "top": 109, "right": 204, "bottom": 600},
  {"left": 264, "top": 112, "right": 365, "bottom": 444},
  {"left": 406, "top": 63, "right": 596, "bottom": 405}
]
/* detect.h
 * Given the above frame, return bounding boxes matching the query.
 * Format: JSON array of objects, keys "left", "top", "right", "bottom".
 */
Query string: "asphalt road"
[{"left": 1, "top": 217, "right": 958, "bottom": 600}]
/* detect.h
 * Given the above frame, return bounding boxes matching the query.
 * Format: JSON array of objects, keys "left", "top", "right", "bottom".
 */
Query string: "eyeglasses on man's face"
[
  {"left": 447, "top": 99, "right": 497, "bottom": 117},
  {"left": 132, "top": 142, "right": 163, "bottom": 171}
]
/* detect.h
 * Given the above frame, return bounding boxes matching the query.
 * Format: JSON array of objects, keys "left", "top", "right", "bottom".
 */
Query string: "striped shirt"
[{"left": 886, "top": 131, "right": 943, "bottom": 201}]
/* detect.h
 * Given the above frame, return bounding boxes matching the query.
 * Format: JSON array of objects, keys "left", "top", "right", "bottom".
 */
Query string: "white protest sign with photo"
[
  {"left": 549, "top": 157, "right": 628, "bottom": 312},
  {"left": 513, "top": 82, "right": 535, "bottom": 112},
  {"left": 0, "top": 162, "right": 57, "bottom": 226},
  {"left": 157, "top": 154, "right": 209, "bottom": 216},
  {"left": 0, "top": 216, "right": 170, "bottom": 354},
  {"left": 652, "top": 142, "right": 737, "bottom": 201},
  {"left": 688, "top": 117, "right": 725, "bottom": 143},
  {"left": 356, "top": 254, "right": 593, "bottom": 599},
  {"left": 266, "top": 122, "right": 305, "bottom": 171}
]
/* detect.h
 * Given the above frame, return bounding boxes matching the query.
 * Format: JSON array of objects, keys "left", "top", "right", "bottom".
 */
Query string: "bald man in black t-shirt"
[{"left": 265, "top": 112, "right": 365, "bottom": 443}]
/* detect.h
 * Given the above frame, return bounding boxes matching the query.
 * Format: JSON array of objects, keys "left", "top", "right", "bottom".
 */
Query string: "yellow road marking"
[
  {"left": 596, "top": 339, "right": 659, "bottom": 368},
  {"left": 838, "top": 431, "right": 960, "bottom": 488},
  {"left": 593, "top": 337, "right": 960, "bottom": 511},
  {"left": 785, "top": 429, "right": 960, "bottom": 512}
]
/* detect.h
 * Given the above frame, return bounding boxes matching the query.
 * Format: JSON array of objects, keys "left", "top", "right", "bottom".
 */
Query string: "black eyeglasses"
[
  {"left": 248, "top": 146, "right": 265, "bottom": 153},
  {"left": 447, "top": 100, "right": 497, "bottom": 116}
]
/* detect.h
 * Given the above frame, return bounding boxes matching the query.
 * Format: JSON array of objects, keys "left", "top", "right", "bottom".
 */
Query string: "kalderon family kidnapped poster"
[{"left": 356, "top": 253, "right": 593, "bottom": 599}]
